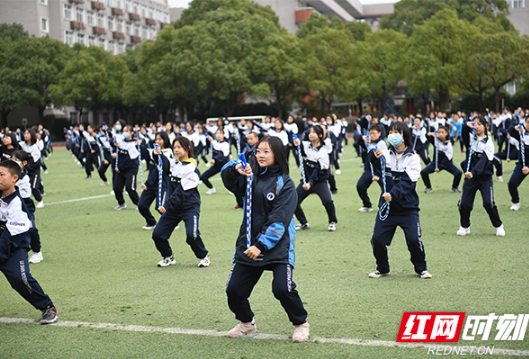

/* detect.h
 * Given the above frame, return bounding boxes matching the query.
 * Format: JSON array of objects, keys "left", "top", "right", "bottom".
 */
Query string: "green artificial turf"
[{"left": 0, "top": 145, "right": 527, "bottom": 358}]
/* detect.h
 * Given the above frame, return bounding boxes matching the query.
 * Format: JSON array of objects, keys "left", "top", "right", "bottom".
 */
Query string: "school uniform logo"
[{"left": 266, "top": 192, "right": 275, "bottom": 201}]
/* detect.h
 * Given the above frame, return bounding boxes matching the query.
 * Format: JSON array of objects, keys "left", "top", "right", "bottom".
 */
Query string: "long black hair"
[
  {"left": 25, "top": 128, "right": 37, "bottom": 145},
  {"left": 173, "top": 136, "right": 194, "bottom": 158},
  {"left": 156, "top": 131, "right": 171, "bottom": 150},
  {"left": 3, "top": 132, "right": 20, "bottom": 149},
  {"left": 388, "top": 121, "right": 412, "bottom": 148},
  {"left": 252, "top": 136, "right": 289, "bottom": 175}
]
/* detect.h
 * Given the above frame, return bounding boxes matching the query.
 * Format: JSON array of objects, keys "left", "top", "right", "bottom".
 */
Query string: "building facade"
[
  {"left": 506, "top": 0, "right": 528, "bottom": 36},
  {"left": 0, "top": 0, "right": 171, "bottom": 54}
]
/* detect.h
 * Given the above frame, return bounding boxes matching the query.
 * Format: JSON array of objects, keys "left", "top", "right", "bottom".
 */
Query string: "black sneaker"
[
  {"left": 41, "top": 304, "right": 58, "bottom": 324},
  {"left": 451, "top": 188, "right": 462, "bottom": 193}
]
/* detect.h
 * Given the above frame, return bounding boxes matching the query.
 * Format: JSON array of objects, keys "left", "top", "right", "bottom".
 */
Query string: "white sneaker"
[
  {"left": 198, "top": 255, "right": 210, "bottom": 267},
  {"left": 335, "top": 169, "right": 341, "bottom": 175},
  {"left": 292, "top": 322, "right": 310, "bottom": 343},
  {"left": 100, "top": 181, "right": 110, "bottom": 186},
  {"left": 36, "top": 201, "right": 44, "bottom": 209},
  {"left": 496, "top": 176, "right": 503, "bottom": 182},
  {"left": 456, "top": 226, "right": 470, "bottom": 236},
  {"left": 114, "top": 203, "right": 127, "bottom": 210},
  {"left": 328, "top": 222, "right": 337, "bottom": 231},
  {"left": 419, "top": 270, "right": 432, "bottom": 279},
  {"left": 496, "top": 224, "right": 505, "bottom": 237},
  {"left": 227, "top": 318, "right": 256, "bottom": 338},
  {"left": 358, "top": 207, "right": 373, "bottom": 213},
  {"left": 206, "top": 162, "right": 211, "bottom": 167},
  {"left": 43, "top": 170, "right": 48, "bottom": 174},
  {"left": 205, "top": 188, "right": 216, "bottom": 195},
  {"left": 368, "top": 270, "right": 389, "bottom": 278},
  {"left": 29, "top": 252, "right": 43, "bottom": 263},
  {"left": 157, "top": 255, "right": 176, "bottom": 267},
  {"left": 142, "top": 225, "right": 155, "bottom": 230},
  {"left": 510, "top": 202, "right": 520, "bottom": 211},
  {"left": 295, "top": 223, "right": 310, "bottom": 231},
  {"left": 110, "top": 190, "right": 115, "bottom": 195}
]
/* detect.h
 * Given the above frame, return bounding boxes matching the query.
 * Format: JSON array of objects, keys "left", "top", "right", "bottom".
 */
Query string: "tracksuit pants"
[
  {"left": 226, "top": 263, "right": 308, "bottom": 325},
  {"left": 294, "top": 181, "right": 338, "bottom": 225},
  {"left": 0, "top": 247, "right": 52, "bottom": 310},
  {"left": 357, "top": 170, "right": 383, "bottom": 208},
  {"left": 114, "top": 168, "right": 139, "bottom": 206},
  {"left": 492, "top": 156, "right": 503, "bottom": 177},
  {"left": 152, "top": 210, "right": 208, "bottom": 259},
  {"left": 508, "top": 163, "right": 528, "bottom": 204},
  {"left": 370, "top": 212, "right": 427, "bottom": 274},
  {"left": 458, "top": 177, "right": 502, "bottom": 229},
  {"left": 420, "top": 161, "right": 462, "bottom": 190},
  {"left": 85, "top": 152, "right": 100, "bottom": 177},
  {"left": 29, "top": 171, "right": 42, "bottom": 202},
  {"left": 200, "top": 163, "right": 224, "bottom": 189},
  {"left": 138, "top": 188, "right": 158, "bottom": 227}
]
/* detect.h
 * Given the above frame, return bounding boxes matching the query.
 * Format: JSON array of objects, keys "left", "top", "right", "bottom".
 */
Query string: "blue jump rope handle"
[
  {"left": 379, "top": 155, "right": 390, "bottom": 221},
  {"left": 520, "top": 127, "right": 526, "bottom": 168},
  {"left": 292, "top": 134, "right": 306, "bottom": 185},
  {"left": 239, "top": 153, "right": 253, "bottom": 250},
  {"left": 154, "top": 144, "right": 163, "bottom": 207},
  {"left": 466, "top": 122, "right": 476, "bottom": 173},
  {"left": 434, "top": 129, "right": 438, "bottom": 170}
]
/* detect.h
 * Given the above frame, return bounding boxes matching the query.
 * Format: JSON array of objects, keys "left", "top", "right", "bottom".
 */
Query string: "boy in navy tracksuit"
[
  {"left": 0, "top": 160, "right": 57, "bottom": 323},
  {"left": 457, "top": 116, "right": 504, "bottom": 236},
  {"left": 421, "top": 126, "right": 462, "bottom": 193},
  {"left": 82, "top": 125, "right": 100, "bottom": 180},
  {"left": 507, "top": 118, "right": 529, "bottom": 211},
  {"left": 356, "top": 124, "right": 387, "bottom": 212},
  {"left": 113, "top": 126, "right": 140, "bottom": 210},
  {"left": 369, "top": 121, "right": 431, "bottom": 279},
  {"left": 200, "top": 129, "right": 230, "bottom": 195},
  {"left": 97, "top": 125, "right": 113, "bottom": 186}
]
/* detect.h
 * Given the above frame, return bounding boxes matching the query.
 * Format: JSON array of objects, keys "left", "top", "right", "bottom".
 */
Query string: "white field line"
[
  {"left": 1, "top": 317, "right": 528, "bottom": 356},
  {"left": 44, "top": 194, "right": 114, "bottom": 206}
]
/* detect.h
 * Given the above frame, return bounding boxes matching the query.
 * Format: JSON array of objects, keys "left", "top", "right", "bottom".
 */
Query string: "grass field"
[{"left": 0, "top": 143, "right": 528, "bottom": 359}]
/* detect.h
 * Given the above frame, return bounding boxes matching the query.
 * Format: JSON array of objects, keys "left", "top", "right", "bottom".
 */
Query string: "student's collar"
[
  {"left": 179, "top": 158, "right": 196, "bottom": 166},
  {"left": 0, "top": 188, "right": 18, "bottom": 203}
]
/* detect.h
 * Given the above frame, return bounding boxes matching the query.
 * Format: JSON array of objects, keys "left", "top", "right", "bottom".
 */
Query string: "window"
[
  {"left": 88, "top": 36, "right": 96, "bottom": 46},
  {"left": 116, "top": 0, "right": 122, "bottom": 9},
  {"left": 40, "top": 0, "right": 47, "bottom": 5},
  {"left": 76, "top": 8, "right": 84, "bottom": 22},
  {"left": 126, "top": 22, "right": 131, "bottom": 35},
  {"left": 142, "top": 26, "right": 147, "bottom": 39},
  {"left": 125, "top": 0, "right": 130, "bottom": 12},
  {"left": 99, "top": 38, "right": 106, "bottom": 49},
  {"left": 134, "top": 24, "right": 140, "bottom": 36},
  {"left": 156, "top": 10, "right": 161, "bottom": 21},
  {"left": 133, "top": 2, "right": 138, "bottom": 14},
  {"left": 116, "top": 19, "right": 123, "bottom": 32},
  {"left": 70, "top": 112, "right": 78, "bottom": 123},
  {"left": 41, "top": 18, "right": 49, "bottom": 32},
  {"left": 107, "top": 0, "right": 113, "bottom": 6},
  {"left": 108, "top": 40, "right": 115, "bottom": 53},
  {"left": 150, "top": 28, "right": 155, "bottom": 40},
  {"left": 108, "top": 17, "right": 114, "bottom": 31},
  {"left": 163, "top": 13, "right": 169, "bottom": 23},
  {"left": 97, "top": 13, "right": 105, "bottom": 27},
  {"left": 65, "top": 31, "right": 73, "bottom": 45},
  {"left": 64, "top": 4, "right": 72, "bottom": 19},
  {"left": 149, "top": 7, "right": 154, "bottom": 18},
  {"left": 87, "top": 11, "right": 94, "bottom": 25},
  {"left": 77, "top": 33, "right": 85, "bottom": 45},
  {"left": 117, "top": 42, "right": 125, "bottom": 54},
  {"left": 141, "top": 5, "right": 146, "bottom": 17},
  {"left": 507, "top": 0, "right": 525, "bottom": 7}
]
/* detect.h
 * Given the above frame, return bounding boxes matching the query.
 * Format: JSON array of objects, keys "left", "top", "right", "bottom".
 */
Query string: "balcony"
[
  {"left": 129, "top": 13, "right": 140, "bottom": 21},
  {"left": 130, "top": 35, "right": 141, "bottom": 43},
  {"left": 70, "top": 21, "right": 85, "bottom": 30},
  {"left": 160, "top": 22, "right": 168, "bottom": 29},
  {"left": 145, "top": 18, "right": 156, "bottom": 26},
  {"left": 295, "top": 9, "right": 314, "bottom": 23},
  {"left": 91, "top": 1, "right": 104, "bottom": 10},
  {"left": 112, "top": 31, "right": 125, "bottom": 39},
  {"left": 93, "top": 26, "right": 106, "bottom": 35},
  {"left": 69, "top": 0, "right": 84, "bottom": 3},
  {"left": 111, "top": 7, "right": 123, "bottom": 16}
]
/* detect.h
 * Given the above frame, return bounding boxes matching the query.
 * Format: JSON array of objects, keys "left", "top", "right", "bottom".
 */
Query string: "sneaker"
[
  {"left": 205, "top": 188, "right": 216, "bottom": 195},
  {"left": 41, "top": 191, "right": 46, "bottom": 196},
  {"left": 335, "top": 169, "right": 341, "bottom": 175},
  {"left": 40, "top": 304, "right": 58, "bottom": 324},
  {"left": 292, "top": 322, "right": 310, "bottom": 343},
  {"left": 114, "top": 203, "right": 127, "bottom": 210},
  {"left": 496, "top": 224, "right": 505, "bottom": 237},
  {"left": 451, "top": 188, "right": 462, "bottom": 193},
  {"left": 198, "top": 255, "right": 210, "bottom": 267},
  {"left": 331, "top": 189, "right": 338, "bottom": 194},
  {"left": 227, "top": 318, "right": 257, "bottom": 338},
  {"left": 29, "top": 252, "right": 43, "bottom": 264},
  {"left": 234, "top": 206, "right": 242, "bottom": 210},
  {"left": 510, "top": 202, "right": 520, "bottom": 211},
  {"left": 157, "top": 254, "right": 176, "bottom": 267},
  {"left": 496, "top": 176, "right": 503, "bottom": 182},
  {"left": 110, "top": 190, "right": 115, "bottom": 195},
  {"left": 419, "top": 270, "right": 432, "bottom": 279},
  {"left": 328, "top": 222, "right": 337, "bottom": 231},
  {"left": 295, "top": 223, "right": 310, "bottom": 231},
  {"left": 456, "top": 226, "right": 470, "bottom": 236},
  {"left": 43, "top": 170, "right": 48, "bottom": 174},
  {"left": 100, "top": 181, "right": 110, "bottom": 186},
  {"left": 36, "top": 201, "right": 44, "bottom": 209},
  {"left": 368, "top": 270, "right": 389, "bottom": 278},
  {"left": 142, "top": 225, "right": 155, "bottom": 230},
  {"left": 358, "top": 207, "right": 373, "bottom": 213},
  {"left": 424, "top": 188, "right": 433, "bottom": 193},
  {"left": 85, "top": 175, "right": 92, "bottom": 179}
]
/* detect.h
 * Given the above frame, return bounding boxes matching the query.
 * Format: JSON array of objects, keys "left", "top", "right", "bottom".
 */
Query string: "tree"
[
  {"left": 0, "top": 23, "right": 28, "bottom": 41},
  {"left": 0, "top": 38, "right": 26, "bottom": 127}
]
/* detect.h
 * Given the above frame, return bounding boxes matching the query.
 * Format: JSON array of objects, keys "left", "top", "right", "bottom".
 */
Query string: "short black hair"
[
  {"left": 0, "top": 160, "right": 21, "bottom": 178},
  {"left": 368, "top": 124, "right": 382, "bottom": 133},
  {"left": 173, "top": 136, "right": 194, "bottom": 158},
  {"left": 11, "top": 150, "right": 29, "bottom": 163},
  {"left": 252, "top": 136, "right": 289, "bottom": 175}
]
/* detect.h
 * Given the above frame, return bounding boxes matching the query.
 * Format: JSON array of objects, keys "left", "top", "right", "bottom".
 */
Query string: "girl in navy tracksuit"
[
  {"left": 221, "top": 136, "right": 309, "bottom": 343},
  {"left": 507, "top": 117, "right": 529, "bottom": 211},
  {"left": 293, "top": 125, "right": 338, "bottom": 231},
  {"left": 96, "top": 125, "right": 113, "bottom": 186},
  {"left": 113, "top": 126, "right": 140, "bottom": 210},
  {"left": 369, "top": 121, "right": 431, "bottom": 279},
  {"left": 457, "top": 116, "right": 504, "bottom": 236},
  {"left": 137, "top": 131, "right": 172, "bottom": 230},
  {"left": 411, "top": 118, "right": 431, "bottom": 165},
  {"left": 20, "top": 129, "right": 44, "bottom": 209},
  {"left": 0, "top": 132, "right": 21, "bottom": 162},
  {"left": 199, "top": 129, "right": 230, "bottom": 195},
  {"left": 421, "top": 126, "right": 462, "bottom": 193},
  {"left": 151, "top": 136, "right": 209, "bottom": 268}
]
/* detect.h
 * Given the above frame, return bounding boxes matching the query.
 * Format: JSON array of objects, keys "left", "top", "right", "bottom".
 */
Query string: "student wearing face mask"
[{"left": 368, "top": 122, "right": 432, "bottom": 279}]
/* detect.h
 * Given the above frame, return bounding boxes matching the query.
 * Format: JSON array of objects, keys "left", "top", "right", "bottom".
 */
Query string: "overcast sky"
[{"left": 168, "top": 0, "right": 399, "bottom": 8}]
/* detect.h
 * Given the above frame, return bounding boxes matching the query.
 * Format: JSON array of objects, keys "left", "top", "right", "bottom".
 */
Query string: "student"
[
  {"left": 20, "top": 129, "right": 44, "bottom": 209},
  {"left": 411, "top": 118, "right": 431, "bottom": 165},
  {"left": 507, "top": 117, "right": 529, "bottom": 211},
  {"left": 0, "top": 160, "right": 57, "bottom": 323},
  {"left": 234, "top": 132, "right": 259, "bottom": 210},
  {"left": 293, "top": 125, "right": 338, "bottom": 232},
  {"left": 267, "top": 119, "right": 290, "bottom": 156},
  {"left": 151, "top": 137, "right": 210, "bottom": 268},
  {"left": 368, "top": 121, "right": 432, "bottom": 279},
  {"left": 0, "top": 132, "right": 21, "bottom": 162},
  {"left": 96, "top": 124, "right": 113, "bottom": 186},
  {"left": 137, "top": 132, "right": 173, "bottom": 230},
  {"left": 421, "top": 126, "right": 462, "bottom": 193},
  {"left": 221, "top": 136, "right": 309, "bottom": 343},
  {"left": 199, "top": 128, "right": 230, "bottom": 195},
  {"left": 182, "top": 122, "right": 200, "bottom": 160},
  {"left": 82, "top": 125, "right": 100, "bottom": 180},
  {"left": 356, "top": 124, "right": 387, "bottom": 212},
  {"left": 457, "top": 116, "right": 505, "bottom": 236},
  {"left": 113, "top": 126, "right": 140, "bottom": 210}
]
